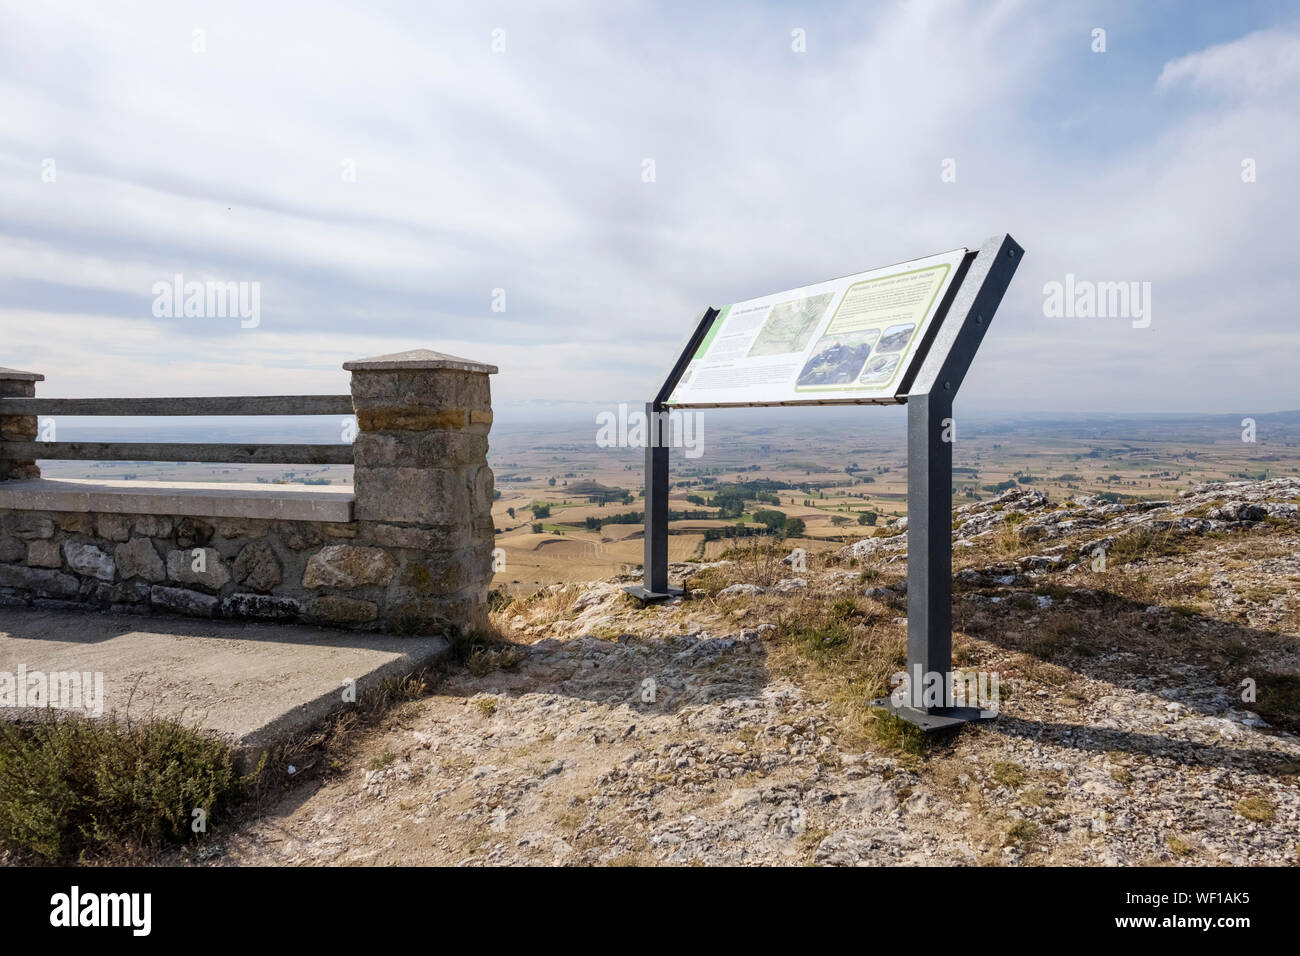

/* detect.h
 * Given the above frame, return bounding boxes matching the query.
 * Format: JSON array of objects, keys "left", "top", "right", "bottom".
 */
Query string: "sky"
[{"left": 1, "top": 0, "right": 1298, "bottom": 419}]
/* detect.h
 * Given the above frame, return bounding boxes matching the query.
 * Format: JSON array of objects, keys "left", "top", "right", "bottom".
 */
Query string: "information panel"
[{"left": 665, "top": 248, "right": 966, "bottom": 407}]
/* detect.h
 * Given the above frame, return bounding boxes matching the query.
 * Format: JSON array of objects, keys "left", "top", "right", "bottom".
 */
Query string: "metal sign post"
[
  {"left": 626, "top": 236, "right": 1023, "bottom": 730},
  {"left": 625, "top": 307, "right": 719, "bottom": 602},
  {"left": 884, "top": 234, "right": 1024, "bottom": 728}
]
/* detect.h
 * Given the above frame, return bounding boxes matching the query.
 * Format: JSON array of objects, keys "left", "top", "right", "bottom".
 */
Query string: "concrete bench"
[{"left": 0, "top": 478, "right": 355, "bottom": 523}]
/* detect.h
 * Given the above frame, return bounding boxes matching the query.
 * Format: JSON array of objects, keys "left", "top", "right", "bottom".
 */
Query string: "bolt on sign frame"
[{"left": 626, "top": 234, "right": 1024, "bottom": 729}]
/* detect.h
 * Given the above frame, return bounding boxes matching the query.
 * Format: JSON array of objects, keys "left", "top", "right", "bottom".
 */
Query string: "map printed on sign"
[{"left": 665, "top": 248, "right": 966, "bottom": 407}]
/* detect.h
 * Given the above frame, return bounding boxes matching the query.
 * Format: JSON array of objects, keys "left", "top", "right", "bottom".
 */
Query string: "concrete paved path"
[{"left": 0, "top": 605, "right": 449, "bottom": 764}]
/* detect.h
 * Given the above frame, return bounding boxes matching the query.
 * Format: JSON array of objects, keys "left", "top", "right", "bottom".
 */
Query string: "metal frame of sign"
[{"left": 626, "top": 233, "right": 1025, "bottom": 730}]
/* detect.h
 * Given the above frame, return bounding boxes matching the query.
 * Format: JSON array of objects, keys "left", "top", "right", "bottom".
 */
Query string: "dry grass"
[
  {"left": 992, "top": 761, "right": 1027, "bottom": 788},
  {"left": 754, "top": 590, "right": 947, "bottom": 757},
  {"left": 496, "top": 583, "right": 585, "bottom": 624},
  {"left": 717, "top": 542, "right": 791, "bottom": 588},
  {"left": 684, "top": 565, "right": 733, "bottom": 595},
  {"left": 245, "top": 667, "right": 436, "bottom": 806},
  {"left": 1236, "top": 795, "right": 1276, "bottom": 823},
  {"left": 1005, "top": 819, "right": 1041, "bottom": 845}
]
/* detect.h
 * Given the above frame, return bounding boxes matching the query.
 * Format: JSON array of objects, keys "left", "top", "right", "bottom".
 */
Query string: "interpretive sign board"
[
  {"left": 665, "top": 248, "right": 965, "bottom": 408},
  {"left": 631, "top": 235, "right": 1025, "bottom": 731}
]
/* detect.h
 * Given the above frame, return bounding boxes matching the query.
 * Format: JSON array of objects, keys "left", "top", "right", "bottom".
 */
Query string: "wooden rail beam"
[
  {"left": 0, "top": 442, "right": 354, "bottom": 465},
  {"left": 0, "top": 395, "right": 354, "bottom": 416}
]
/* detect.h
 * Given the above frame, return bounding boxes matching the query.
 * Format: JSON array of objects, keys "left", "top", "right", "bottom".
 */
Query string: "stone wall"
[
  {"left": 0, "top": 349, "right": 497, "bottom": 637},
  {"left": 0, "top": 509, "right": 454, "bottom": 632},
  {"left": 0, "top": 367, "right": 40, "bottom": 481}
]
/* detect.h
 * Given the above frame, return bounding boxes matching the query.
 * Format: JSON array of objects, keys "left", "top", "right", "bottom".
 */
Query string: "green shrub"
[{"left": 0, "top": 713, "right": 243, "bottom": 861}]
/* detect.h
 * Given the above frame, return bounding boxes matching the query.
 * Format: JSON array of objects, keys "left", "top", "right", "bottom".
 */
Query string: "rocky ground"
[{"left": 208, "top": 479, "right": 1300, "bottom": 866}]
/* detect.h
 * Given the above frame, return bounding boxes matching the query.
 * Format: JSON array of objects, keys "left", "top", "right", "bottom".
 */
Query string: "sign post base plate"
[
  {"left": 869, "top": 697, "right": 999, "bottom": 731},
  {"left": 623, "top": 585, "right": 684, "bottom": 603}
]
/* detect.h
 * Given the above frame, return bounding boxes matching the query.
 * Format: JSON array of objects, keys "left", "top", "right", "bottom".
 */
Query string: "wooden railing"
[{"left": 0, "top": 394, "right": 356, "bottom": 465}]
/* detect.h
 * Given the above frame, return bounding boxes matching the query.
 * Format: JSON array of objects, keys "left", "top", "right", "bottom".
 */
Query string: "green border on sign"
[{"left": 691, "top": 304, "right": 729, "bottom": 361}]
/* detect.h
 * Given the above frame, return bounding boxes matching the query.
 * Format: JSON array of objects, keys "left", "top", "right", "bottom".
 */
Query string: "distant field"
[
  {"left": 486, "top": 411, "right": 1300, "bottom": 591},
  {"left": 31, "top": 411, "right": 1300, "bottom": 593}
]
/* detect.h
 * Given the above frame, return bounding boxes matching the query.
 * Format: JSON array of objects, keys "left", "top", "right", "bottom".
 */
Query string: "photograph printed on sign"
[{"left": 665, "top": 248, "right": 966, "bottom": 407}]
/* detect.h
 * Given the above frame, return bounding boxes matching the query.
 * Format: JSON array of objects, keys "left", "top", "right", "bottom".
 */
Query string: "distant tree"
[
  {"left": 859, "top": 511, "right": 878, "bottom": 526},
  {"left": 531, "top": 522, "right": 543, "bottom": 533},
  {"left": 753, "top": 509, "right": 788, "bottom": 532},
  {"left": 531, "top": 502, "right": 551, "bottom": 518},
  {"left": 507, "top": 507, "right": 516, "bottom": 519},
  {"left": 783, "top": 517, "right": 806, "bottom": 538},
  {"left": 549, "top": 477, "right": 557, "bottom": 486}
]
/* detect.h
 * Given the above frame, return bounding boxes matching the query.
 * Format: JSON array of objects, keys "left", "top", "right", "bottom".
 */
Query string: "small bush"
[
  {"left": 1236, "top": 796, "right": 1275, "bottom": 823},
  {"left": 992, "top": 761, "right": 1026, "bottom": 788},
  {"left": 455, "top": 628, "right": 528, "bottom": 676},
  {"left": 866, "top": 708, "right": 927, "bottom": 757},
  {"left": 0, "top": 713, "right": 242, "bottom": 862},
  {"left": 781, "top": 597, "right": 869, "bottom": 665},
  {"left": 1166, "top": 835, "right": 1194, "bottom": 857},
  {"left": 1005, "top": 819, "right": 1040, "bottom": 844},
  {"left": 684, "top": 565, "right": 731, "bottom": 595},
  {"left": 486, "top": 588, "right": 511, "bottom": 613}
]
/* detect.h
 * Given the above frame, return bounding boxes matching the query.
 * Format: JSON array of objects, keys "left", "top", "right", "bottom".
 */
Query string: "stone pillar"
[
  {"left": 0, "top": 367, "right": 43, "bottom": 481},
  {"left": 344, "top": 349, "right": 497, "bottom": 637}
]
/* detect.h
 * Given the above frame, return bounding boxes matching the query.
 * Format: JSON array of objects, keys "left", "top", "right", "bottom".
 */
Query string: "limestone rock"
[
  {"left": 277, "top": 521, "right": 323, "bottom": 551},
  {"left": 398, "top": 558, "right": 466, "bottom": 595},
  {"left": 233, "top": 541, "right": 282, "bottom": 592},
  {"left": 26, "top": 539, "right": 61, "bottom": 568},
  {"left": 0, "top": 564, "right": 79, "bottom": 598},
  {"left": 132, "top": 515, "right": 173, "bottom": 537},
  {"left": 175, "top": 517, "right": 214, "bottom": 548},
  {"left": 95, "top": 514, "right": 132, "bottom": 542},
  {"left": 0, "top": 535, "right": 23, "bottom": 563},
  {"left": 307, "top": 594, "right": 379, "bottom": 623},
  {"left": 302, "top": 545, "right": 396, "bottom": 589},
  {"left": 150, "top": 584, "right": 218, "bottom": 617},
  {"left": 0, "top": 415, "right": 36, "bottom": 440},
  {"left": 115, "top": 537, "right": 166, "bottom": 582},
  {"left": 352, "top": 467, "right": 470, "bottom": 524},
  {"left": 216, "top": 518, "right": 269, "bottom": 539},
  {"left": 362, "top": 522, "right": 463, "bottom": 551},
  {"left": 93, "top": 579, "right": 150, "bottom": 607},
  {"left": 55, "top": 513, "right": 93, "bottom": 535},
  {"left": 222, "top": 592, "right": 301, "bottom": 621},
  {"left": 166, "top": 547, "right": 232, "bottom": 589},
  {"left": 718, "top": 583, "right": 766, "bottom": 598},
  {"left": 7, "top": 514, "right": 54, "bottom": 540},
  {"left": 62, "top": 541, "right": 116, "bottom": 581}
]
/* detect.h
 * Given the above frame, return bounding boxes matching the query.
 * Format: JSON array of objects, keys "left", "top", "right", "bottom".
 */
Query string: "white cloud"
[
  {"left": 1157, "top": 29, "right": 1300, "bottom": 98},
  {"left": 0, "top": 2, "right": 1296, "bottom": 415}
]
